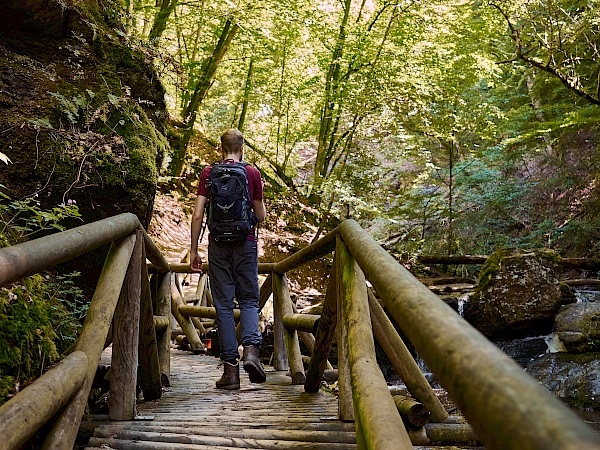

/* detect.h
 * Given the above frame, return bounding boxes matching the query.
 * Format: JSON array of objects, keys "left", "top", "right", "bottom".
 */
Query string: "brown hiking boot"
[
  {"left": 216, "top": 361, "right": 240, "bottom": 390},
  {"left": 242, "top": 345, "right": 266, "bottom": 383}
]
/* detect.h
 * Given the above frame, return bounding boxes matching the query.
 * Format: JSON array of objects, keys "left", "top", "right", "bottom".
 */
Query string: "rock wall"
[{"left": 0, "top": 0, "right": 169, "bottom": 228}]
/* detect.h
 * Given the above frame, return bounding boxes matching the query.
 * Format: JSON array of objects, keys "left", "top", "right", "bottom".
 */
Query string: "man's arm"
[
  {"left": 253, "top": 199, "right": 266, "bottom": 222},
  {"left": 190, "top": 194, "right": 208, "bottom": 272}
]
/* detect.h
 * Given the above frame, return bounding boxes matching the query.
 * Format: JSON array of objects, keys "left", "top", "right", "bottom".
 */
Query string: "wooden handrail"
[
  {"left": 0, "top": 214, "right": 172, "bottom": 450},
  {"left": 42, "top": 234, "right": 138, "bottom": 449},
  {"left": 3, "top": 210, "right": 598, "bottom": 450},
  {"left": 0, "top": 351, "right": 88, "bottom": 450},
  {"left": 154, "top": 262, "right": 275, "bottom": 274},
  {"left": 0, "top": 213, "right": 139, "bottom": 287},
  {"left": 339, "top": 219, "right": 600, "bottom": 450},
  {"left": 272, "top": 226, "right": 338, "bottom": 274},
  {"left": 337, "top": 237, "right": 412, "bottom": 449}
]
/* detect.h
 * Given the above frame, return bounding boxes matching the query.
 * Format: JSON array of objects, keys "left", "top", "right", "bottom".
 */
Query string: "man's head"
[{"left": 220, "top": 129, "right": 244, "bottom": 157}]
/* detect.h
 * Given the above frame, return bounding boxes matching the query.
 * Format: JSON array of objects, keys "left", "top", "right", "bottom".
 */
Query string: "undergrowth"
[{"left": 0, "top": 190, "right": 85, "bottom": 406}]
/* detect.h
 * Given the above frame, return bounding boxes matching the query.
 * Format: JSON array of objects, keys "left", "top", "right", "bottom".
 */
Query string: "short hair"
[{"left": 220, "top": 129, "right": 244, "bottom": 155}]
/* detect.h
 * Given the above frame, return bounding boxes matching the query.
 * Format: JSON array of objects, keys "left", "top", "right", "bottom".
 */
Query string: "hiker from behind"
[{"left": 190, "top": 128, "right": 267, "bottom": 390}]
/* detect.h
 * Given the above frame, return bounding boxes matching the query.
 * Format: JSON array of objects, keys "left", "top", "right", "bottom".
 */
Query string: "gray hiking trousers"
[{"left": 208, "top": 239, "right": 262, "bottom": 363}]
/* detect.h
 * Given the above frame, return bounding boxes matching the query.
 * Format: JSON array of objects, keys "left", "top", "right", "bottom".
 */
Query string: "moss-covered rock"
[
  {"left": 0, "top": 0, "right": 168, "bottom": 228},
  {"left": 526, "top": 352, "right": 600, "bottom": 411},
  {"left": 464, "top": 248, "right": 574, "bottom": 338},
  {"left": 556, "top": 302, "right": 600, "bottom": 353}
]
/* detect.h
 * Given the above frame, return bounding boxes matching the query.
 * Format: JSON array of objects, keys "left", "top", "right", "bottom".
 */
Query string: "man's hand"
[{"left": 190, "top": 250, "right": 203, "bottom": 273}]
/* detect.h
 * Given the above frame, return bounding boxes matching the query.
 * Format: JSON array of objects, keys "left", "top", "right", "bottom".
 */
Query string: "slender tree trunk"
[
  {"left": 447, "top": 139, "right": 454, "bottom": 255},
  {"left": 276, "top": 38, "right": 288, "bottom": 163},
  {"left": 314, "top": 0, "right": 352, "bottom": 190},
  {"left": 171, "top": 19, "right": 238, "bottom": 176},
  {"left": 237, "top": 58, "right": 254, "bottom": 132},
  {"left": 149, "top": 0, "right": 178, "bottom": 41}
]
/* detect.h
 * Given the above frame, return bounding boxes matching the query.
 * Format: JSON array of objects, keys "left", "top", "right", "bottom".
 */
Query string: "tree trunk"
[
  {"left": 171, "top": 19, "right": 239, "bottom": 176},
  {"left": 148, "top": 0, "right": 178, "bottom": 41},
  {"left": 237, "top": 58, "right": 254, "bottom": 132},
  {"left": 313, "top": 0, "right": 351, "bottom": 189}
]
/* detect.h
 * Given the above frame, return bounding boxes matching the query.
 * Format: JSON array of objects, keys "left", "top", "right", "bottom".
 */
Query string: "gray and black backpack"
[{"left": 206, "top": 161, "right": 256, "bottom": 246}]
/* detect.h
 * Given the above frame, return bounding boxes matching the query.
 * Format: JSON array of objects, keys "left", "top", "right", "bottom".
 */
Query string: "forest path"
[
  {"left": 85, "top": 349, "right": 481, "bottom": 450},
  {"left": 86, "top": 349, "right": 357, "bottom": 449}
]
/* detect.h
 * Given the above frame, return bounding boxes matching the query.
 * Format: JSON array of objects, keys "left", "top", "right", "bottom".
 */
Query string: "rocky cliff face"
[{"left": 0, "top": 0, "right": 169, "bottom": 228}]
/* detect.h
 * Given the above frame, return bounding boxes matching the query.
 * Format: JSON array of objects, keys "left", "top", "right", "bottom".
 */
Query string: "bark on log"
[
  {"left": 562, "top": 258, "right": 600, "bottom": 270},
  {"left": 335, "top": 237, "right": 353, "bottom": 421},
  {"left": 282, "top": 313, "right": 320, "bottom": 334},
  {"left": 421, "top": 277, "right": 476, "bottom": 286},
  {"left": 418, "top": 255, "right": 488, "bottom": 265},
  {"left": 0, "top": 351, "right": 88, "bottom": 450},
  {"left": 179, "top": 305, "right": 240, "bottom": 321},
  {"left": 43, "top": 234, "right": 137, "bottom": 450},
  {"left": 155, "top": 272, "right": 172, "bottom": 386},
  {"left": 137, "top": 233, "right": 162, "bottom": 402},
  {"left": 109, "top": 232, "right": 142, "bottom": 420},
  {"left": 273, "top": 273, "right": 305, "bottom": 384},
  {"left": 170, "top": 275, "right": 204, "bottom": 354},
  {"left": 368, "top": 289, "right": 447, "bottom": 422},
  {"left": 419, "top": 254, "right": 600, "bottom": 271},
  {"left": 392, "top": 394, "right": 430, "bottom": 428},
  {"left": 305, "top": 258, "right": 338, "bottom": 393},
  {"left": 424, "top": 423, "right": 480, "bottom": 444},
  {"left": 153, "top": 262, "right": 275, "bottom": 274},
  {"left": 338, "top": 237, "right": 413, "bottom": 449},
  {"left": 0, "top": 213, "right": 139, "bottom": 287},
  {"left": 153, "top": 315, "right": 170, "bottom": 331}
]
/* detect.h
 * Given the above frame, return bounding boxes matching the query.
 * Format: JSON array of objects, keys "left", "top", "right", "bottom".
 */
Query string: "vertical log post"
[
  {"left": 305, "top": 256, "right": 338, "bottom": 392},
  {"left": 272, "top": 274, "right": 289, "bottom": 371},
  {"left": 109, "top": 232, "right": 142, "bottom": 420},
  {"left": 137, "top": 233, "right": 162, "bottom": 401},
  {"left": 177, "top": 274, "right": 206, "bottom": 335},
  {"left": 170, "top": 274, "right": 204, "bottom": 354},
  {"left": 335, "top": 237, "right": 353, "bottom": 421},
  {"left": 340, "top": 219, "right": 600, "bottom": 450},
  {"left": 338, "top": 237, "right": 413, "bottom": 449},
  {"left": 273, "top": 272, "right": 305, "bottom": 384},
  {"left": 42, "top": 235, "right": 137, "bottom": 450},
  {"left": 368, "top": 289, "right": 447, "bottom": 422},
  {"left": 155, "top": 272, "right": 171, "bottom": 386}
]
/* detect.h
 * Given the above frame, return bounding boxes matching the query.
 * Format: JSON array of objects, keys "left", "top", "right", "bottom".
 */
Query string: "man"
[{"left": 190, "top": 129, "right": 267, "bottom": 390}]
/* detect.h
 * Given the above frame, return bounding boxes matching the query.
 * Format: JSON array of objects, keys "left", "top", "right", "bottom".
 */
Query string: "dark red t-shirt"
[{"left": 197, "top": 159, "right": 263, "bottom": 241}]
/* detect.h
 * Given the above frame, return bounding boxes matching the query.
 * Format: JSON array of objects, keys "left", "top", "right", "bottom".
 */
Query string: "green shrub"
[{"left": 0, "top": 192, "right": 85, "bottom": 406}]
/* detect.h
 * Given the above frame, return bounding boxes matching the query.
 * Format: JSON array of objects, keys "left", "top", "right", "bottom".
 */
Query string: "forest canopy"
[{"left": 125, "top": 0, "right": 600, "bottom": 258}]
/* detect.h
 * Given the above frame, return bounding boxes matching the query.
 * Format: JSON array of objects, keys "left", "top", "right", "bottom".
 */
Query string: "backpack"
[{"left": 205, "top": 161, "right": 256, "bottom": 246}]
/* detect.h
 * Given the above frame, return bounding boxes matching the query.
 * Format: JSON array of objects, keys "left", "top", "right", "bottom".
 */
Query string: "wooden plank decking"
[
  {"left": 84, "top": 349, "right": 356, "bottom": 449},
  {"left": 81, "top": 349, "right": 486, "bottom": 450}
]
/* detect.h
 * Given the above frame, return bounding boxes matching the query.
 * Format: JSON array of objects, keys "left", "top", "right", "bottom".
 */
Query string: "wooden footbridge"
[{"left": 0, "top": 213, "right": 599, "bottom": 450}]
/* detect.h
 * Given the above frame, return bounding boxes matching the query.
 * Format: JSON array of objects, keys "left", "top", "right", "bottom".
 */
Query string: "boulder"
[
  {"left": 0, "top": 0, "right": 169, "bottom": 229},
  {"left": 526, "top": 352, "right": 600, "bottom": 410},
  {"left": 555, "top": 302, "right": 600, "bottom": 353},
  {"left": 464, "top": 248, "right": 574, "bottom": 338}
]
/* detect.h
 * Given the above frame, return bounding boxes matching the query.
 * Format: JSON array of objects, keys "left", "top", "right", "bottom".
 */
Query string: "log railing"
[
  {"left": 4, "top": 213, "right": 599, "bottom": 450},
  {"left": 0, "top": 213, "right": 172, "bottom": 450},
  {"left": 180, "top": 219, "right": 600, "bottom": 450}
]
